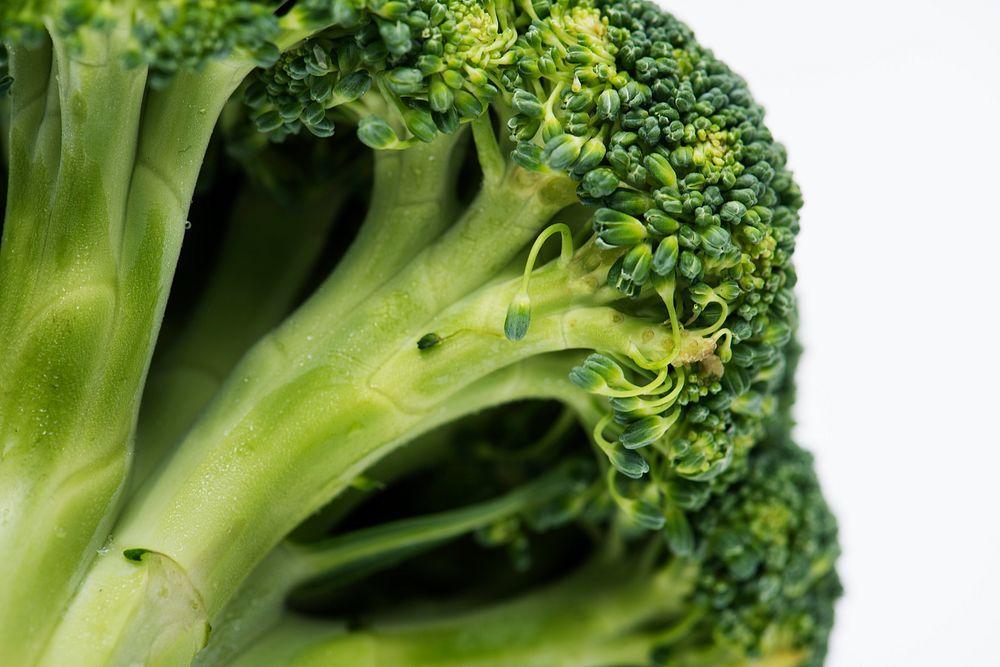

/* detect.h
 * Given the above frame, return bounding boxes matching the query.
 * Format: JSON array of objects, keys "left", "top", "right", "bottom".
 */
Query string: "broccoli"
[{"left": 0, "top": 1, "right": 835, "bottom": 666}]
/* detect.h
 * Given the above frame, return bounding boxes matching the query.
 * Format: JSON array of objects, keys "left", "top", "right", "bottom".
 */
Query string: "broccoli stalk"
[
  {"left": 196, "top": 461, "right": 588, "bottom": 666},
  {"left": 0, "top": 1, "right": 375, "bottom": 658},
  {"left": 43, "top": 118, "right": 778, "bottom": 664},
  {"left": 37, "top": 174, "right": 588, "bottom": 646},
  {"left": 231, "top": 560, "right": 704, "bottom": 667},
  {"left": 0, "top": 3, "right": 464, "bottom": 659},
  {"left": 0, "top": 21, "right": 255, "bottom": 660}
]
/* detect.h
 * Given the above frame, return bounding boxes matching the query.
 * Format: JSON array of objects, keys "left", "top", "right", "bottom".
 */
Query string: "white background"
[{"left": 668, "top": 2, "right": 1000, "bottom": 665}]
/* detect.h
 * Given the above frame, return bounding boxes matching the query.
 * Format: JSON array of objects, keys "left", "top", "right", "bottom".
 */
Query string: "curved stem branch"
[{"left": 196, "top": 460, "right": 582, "bottom": 666}]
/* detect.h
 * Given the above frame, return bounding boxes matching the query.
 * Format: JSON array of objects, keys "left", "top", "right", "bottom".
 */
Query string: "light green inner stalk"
[
  {"left": 197, "top": 459, "right": 586, "bottom": 666},
  {"left": 229, "top": 560, "right": 700, "bottom": 667},
  {"left": 39, "top": 126, "right": 655, "bottom": 661},
  {"left": 132, "top": 180, "right": 350, "bottom": 489},
  {"left": 132, "top": 124, "right": 467, "bottom": 489}
]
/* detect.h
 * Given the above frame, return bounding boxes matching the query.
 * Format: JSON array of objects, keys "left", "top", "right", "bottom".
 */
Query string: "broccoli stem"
[
  {"left": 289, "top": 350, "right": 597, "bottom": 542},
  {"left": 196, "top": 465, "right": 581, "bottom": 667},
  {"left": 132, "top": 179, "right": 351, "bottom": 491},
  {"left": 116, "top": 272, "right": 641, "bottom": 608},
  {"left": 0, "top": 27, "right": 252, "bottom": 662},
  {"left": 275, "top": 160, "right": 577, "bottom": 360},
  {"left": 0, "top": 29, "right": 149, "bottom": 661},
  {"left": 134, "top": 129, "right": 468, "bottom": 495},
  {"left": 35, "top": 161, "right": 582, "bottom": 665},
  {"left": 229, "top": 559, "right": 697, "bottom": 667},
  {"left": 297, "top": 130, "right": 468, "bottom": 326},
  {"left": 37, "top": 356, "right": 592, "bottom": 667},
  {"left": 43, "top": 279, "right": 649, "bottom": 667}
]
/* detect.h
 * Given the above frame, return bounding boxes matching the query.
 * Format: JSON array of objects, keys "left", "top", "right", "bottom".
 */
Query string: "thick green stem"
[
  {"left": 0, "top": 26, "right": 253, "bottom": 662},
  {"left": 288, "top": 350, "right": 597, "bottom": 543},
  {"left": 40, "top": 353, "right": 589, "bottom": 666},
  {"left": 117, "top": 255, "right": 650, "bottom": 604},
  {"left": 228, "top": 559, "right": 696, "bottom": 667},
  {"left": 53, "top": 277, "right": 661, "bottom": 662},
  {"left": 0, "top": 28, "right": 150, "bottom": 662},
  {"left": 195, "top": 462, "right": 581, "bottom": 667},
  {"left": 39, "top": 162, "right": 579, "bottom": 666},
  {"left": 134, "top": 131, "right": 465, "bottom": 493},
  {"left": 119, "top": 316, "right": 603, "bottom": 608}
]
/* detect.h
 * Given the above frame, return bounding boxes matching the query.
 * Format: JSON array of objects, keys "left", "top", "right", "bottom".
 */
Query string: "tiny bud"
[
  {"left": 644, "top": 209, "right": 680, "bottom": 236},
  {"left": 512, "top": 90, "right": 545, "bottom": 119},
  {"left": 608, "top": 188, "right": 653, "bottom": 216},
  {"left": 385, "top": 67, "right": 423, "bottom": 95},
  {"left": 626, "top": 500, "right": 666, "bottom": 530},
  {"left": 253, "top": 109, "right": 284, "bottom": 133},
  {"left": 306, "top": 115, "right": 336, "bottom": 138},
  {"left": 644, "top": 153, "right": 678, "bottom": 188},
  {"left": 596, "top": 88, "right": 621, "bottom": 120},
  {"left": 309, "top": 74, "right": 336, "bottom": 102},
  {"left": 679, "top": 251, "right": 703, "bottom": 280},
  {"left": 652, "top": 235, "right": 679, "bottom": 275},
  {"left": 592, "top": 208, "right": 646, "bottom": 247},
  {"left": 511, "top": 142, "right": 545, "bottom": 171},
  {"left": 334, "top": 71, "right": 372, "bottom": 101},
  {"left": 504, "top": 293, "right": 532, "bottom": 341},
  {"left": 581, "top": 168, "right": 619, "bottom": 198},
  {"left": 619, "top": 243, "right": 653, "bottom": 289},
  {"left": 417, "top": 333, "right": 442, "bottom": 350},
  {"left": 429, "top": 77, "right": 453, "bottom": 113},
  {"left": 621, "top": 415, "right": 672, "bottom": 449},
  {"left": 402, "top": 108, "right": 437, "bottom": 143},
  {"left": 357, "top": 116, "right": 399, "bottom": 149},
  {"left": 572, "top": 137, "right": 607, "bottom": 174},
  {"left": 452, "top": 89, "right": 484, "bottom": 118},
  {"left": 569, "top": 354, "right": 629, "bottom": 392},
  {"left": 609, "top": 448, "right": 649, "bottom": 479},
  {"left": 543, "top": 134, "right": 583, "bottom": 171},
  {"left": 720, "top": 200, "right": 747, "bottom": 224}
]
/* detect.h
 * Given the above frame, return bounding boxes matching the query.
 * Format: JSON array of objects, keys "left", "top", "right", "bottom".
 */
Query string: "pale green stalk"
[
  {"left": 297, "top": 130, "right": 468, "bottom": 324},
  {"left": 228, "top": 560, "right": 697, "bottom": 667},
  {"left": 0, "top": 23, "right": 254, "bottom": 662},
  {"left": 35, "top": 163, "right": 601, "bottom": 665},
  {"left": 41, "top": 250, "right": 672, "bottom": 667},
  {"left": 132, "top": 180, "right": 350, "bottom": 489},
  {"left": 196, "top": 445, "right": 584, "bottom": 667},
  {"left": 134, "top": 130, "right": 467, "bottom": 490}
]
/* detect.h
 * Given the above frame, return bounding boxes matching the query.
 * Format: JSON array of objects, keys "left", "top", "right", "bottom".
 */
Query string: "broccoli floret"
[{"left": 0, "top": 0, "right": 832, "bottom": 665}]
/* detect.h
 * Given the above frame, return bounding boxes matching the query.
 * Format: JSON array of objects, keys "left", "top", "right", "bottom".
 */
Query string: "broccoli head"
[{"left": 0, "top": 1, "right": 833, "bottom": 665}]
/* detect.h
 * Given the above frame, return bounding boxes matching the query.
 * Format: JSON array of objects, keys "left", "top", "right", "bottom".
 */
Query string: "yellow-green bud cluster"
[
  {"left": 250, "top": 0, "right": 515, "bottom": 145},
  {"left": 504, "top": 1, "right": 621, "bottom": 173}
]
